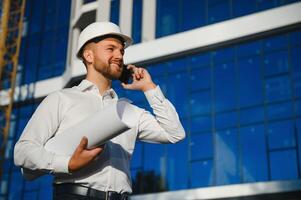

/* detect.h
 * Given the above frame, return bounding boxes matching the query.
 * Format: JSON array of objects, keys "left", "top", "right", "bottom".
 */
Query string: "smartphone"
[{"left": 119, "top": 65, "right": 132, "bottom": 84}]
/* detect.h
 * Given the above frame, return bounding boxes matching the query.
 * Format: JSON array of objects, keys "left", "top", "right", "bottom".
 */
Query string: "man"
[{"left": 14, "top": 22, "right": 185, "bottom": 200}]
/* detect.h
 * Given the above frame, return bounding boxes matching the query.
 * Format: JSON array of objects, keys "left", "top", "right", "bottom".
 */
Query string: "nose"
[{"left": 114, "top": 49, "right": 123, "bottom": 59}]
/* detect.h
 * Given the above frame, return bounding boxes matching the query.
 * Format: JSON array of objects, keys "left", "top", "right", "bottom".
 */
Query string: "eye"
[{"left": 107, "top": 48, "right": 114, "bottom": 51}]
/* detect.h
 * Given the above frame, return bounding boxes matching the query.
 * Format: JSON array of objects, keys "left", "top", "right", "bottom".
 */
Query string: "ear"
[{"left": 82, "top": 49, "right": 94, "bottom": 64}]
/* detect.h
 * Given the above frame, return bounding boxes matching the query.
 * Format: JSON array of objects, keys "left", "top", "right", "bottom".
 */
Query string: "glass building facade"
[{"left": 1, "top": 0, "right": 301, "bottom": 199}]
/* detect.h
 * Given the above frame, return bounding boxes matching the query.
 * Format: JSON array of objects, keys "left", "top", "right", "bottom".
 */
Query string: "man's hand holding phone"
[{"left": 120, "top": 65, "right": 156, "bottom": 92}]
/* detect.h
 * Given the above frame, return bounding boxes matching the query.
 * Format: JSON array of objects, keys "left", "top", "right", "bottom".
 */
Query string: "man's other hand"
[
  {"left": 68, "top": 137, "right": 103, "bottom": 173},
  {"left": 121, "top": 65, "right": 156, "bottom": 92}
]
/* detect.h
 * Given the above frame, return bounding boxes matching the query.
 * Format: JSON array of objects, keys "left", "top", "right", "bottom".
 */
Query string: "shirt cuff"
[
  {"left": 144, "top": 86, "right": 165, "bottom": 105},
  {"left": 52, "top": 154, "right": 71, "bottom": 174}
]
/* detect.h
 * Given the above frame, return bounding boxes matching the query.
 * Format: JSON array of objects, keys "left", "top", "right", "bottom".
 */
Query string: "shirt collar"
[{"left": 76, "top": 79, "right": 118, "bottom": 99}]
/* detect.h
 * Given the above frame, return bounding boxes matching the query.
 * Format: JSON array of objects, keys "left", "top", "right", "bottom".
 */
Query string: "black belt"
[{"left": 54, "top": 183, "right": 129, "bottom": 200}]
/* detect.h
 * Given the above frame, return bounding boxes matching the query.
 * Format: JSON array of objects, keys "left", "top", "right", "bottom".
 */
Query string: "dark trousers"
[{"left": 53, "top": 183, "right": 129, "bottom": 200}]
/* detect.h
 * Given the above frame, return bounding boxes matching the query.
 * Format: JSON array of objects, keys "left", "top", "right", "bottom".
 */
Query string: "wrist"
[{"left": 142, "top": 83, "right": 156, "bottom": 92}]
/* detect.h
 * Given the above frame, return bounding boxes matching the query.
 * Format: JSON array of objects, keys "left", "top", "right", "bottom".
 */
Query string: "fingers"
[
  {"left": 127, "top": 65, "right": 144, "bottom": 80},
  {"left": 77, "top": 136, "right": 88, "bottom": 151}
]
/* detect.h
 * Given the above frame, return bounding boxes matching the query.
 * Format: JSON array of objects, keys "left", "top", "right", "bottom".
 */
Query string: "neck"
[{"left": 86, "top": 67, "right": 111, "bottom": 95}]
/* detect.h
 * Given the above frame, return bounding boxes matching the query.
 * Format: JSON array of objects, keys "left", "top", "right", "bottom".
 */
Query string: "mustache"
[{"left": 109, "top": 59, "right": 123, "bottom": 66}]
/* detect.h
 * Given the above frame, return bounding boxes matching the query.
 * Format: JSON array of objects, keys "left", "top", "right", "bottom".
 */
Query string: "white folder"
[{"left": 23, "top": 99, "right": 140, "bottom": 180}]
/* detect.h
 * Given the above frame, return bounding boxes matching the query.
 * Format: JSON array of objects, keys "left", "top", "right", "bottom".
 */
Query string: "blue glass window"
[
  {"left": 191, "top": 160, "right": 214, "bottom": 188},
  {"left": 191, "top": 133, "right": 213, "bottom": 161},
  {"left": 290, "top": 30, "right": 301, "bottom": 46},
  {"left": 238, "top": 57, "right": 263, "bottom": 107},
  {"left": 237, "top": 41, "right": 261, "bottom": 58},
  {"left": 256, "top": 0, "right": 277, "bottom": 11},
  {"left": 232, "top": 0, "right": 256, "bottom": 17},
  {"left": 270, "top": 150, "right": 298, "bottom": 180},
  {"left": 263, "top": 51, "right": 289, "bottom": 76},
  {"left": 167, "top": 72, "right": 190, "bottom": 117},
  {"left": 37, "top": 175, "right": 53, "bottom": 200},
  {"left": 240, "top": 125, "right": 268, "bottom": 182},
  {"left": 166, "top": 58, "right": 188, "bottom": 73},
  {"left": 29, "top": 0, "right": 44, "bottom": 34},
  {"left": 215, "top": 129, "right": 240, "bottom": 185},
  {"left": 8, "top": 172, "right": 23, "bottom": 200},
  {"left": 291, "top": 46, "right": 301, "bottom": 98},
  {"left": 190, "top": 53, "right": 211, "bottom": 69},
  {"left": 267, "top": 101, "right": 293, "bottom": 120},
  {"left": 190, "top": 115, "right": 212, "bottom": 133},
  {"left": 132, "top": 0, "right": 142, "bottom": 43},
  {"left": 296, "top": 100, "right": 301, "bottom": 116},
  {"left": 296, "top": 119, "right": 301, "bottom": 173},
  {"left": 143, "top": 143, "right": 165, "bottom": 173},
  {"left": 267, "top": 120, "right": 296, "bottom": 150},
  {"left": 263, "top": 35, "right": 288, "bottom": 52},
  {"left": 156, "top": 0, "right": 180, "bottom": 37},
  {"left": 190, "top": 67, "right": 211, "bottom": 92},
  {"left": 166, "top": 140, "right": 188, "bottom": 190},
  {"left": 182, "top": 0, "right": 206, "bottom": 31},
  {"left": 215, "top": 111, "right": 237, "bottom": 130},
  {"left": 131, "top": 142, "right": 143, "bottom": 168},
  {"left": 110, "top": 0, "right": 120, "bottom": 25},
  {"left": 190, "top": 90, "right": 211, "bottom": 116},
  {"left": 212, "top": 48, "right": 234, "bottom": 64},
  {"left": 265, "top": 75, "right": 292, "bottom": 103},
  {"left": 208, "top": 0, "right": 231, "bottom": 24},
  {"left": 23, "top": 192, "right": 38, "bottom": 199},
  {"left": 214, "top": 62, "right": 237, "bottom": 112},
  {"left": 240, "top": 106, "right": 264, "bottom": 125}
]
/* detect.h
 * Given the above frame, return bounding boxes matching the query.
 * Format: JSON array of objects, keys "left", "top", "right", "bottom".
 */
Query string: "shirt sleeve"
[
  {"left": 137, "top": 86, "right": 185, "bottom": 143},
  {"left": 14, "top": 92, "right": 71, "bottom": 177}
]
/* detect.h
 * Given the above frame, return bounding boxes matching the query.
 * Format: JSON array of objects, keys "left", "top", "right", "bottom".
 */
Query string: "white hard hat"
[{"left": 76, "top": 22, "right": 133, "bottom": 59}]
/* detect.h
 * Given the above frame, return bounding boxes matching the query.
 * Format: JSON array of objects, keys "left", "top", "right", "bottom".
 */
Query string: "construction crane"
[{"left": 0, "top": 0, "right": 26, "bottom": 181}]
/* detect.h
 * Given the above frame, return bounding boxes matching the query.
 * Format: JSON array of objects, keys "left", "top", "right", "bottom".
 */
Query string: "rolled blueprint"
[{"left": 44, "top": 99, "right": 140, "bottom": 156}]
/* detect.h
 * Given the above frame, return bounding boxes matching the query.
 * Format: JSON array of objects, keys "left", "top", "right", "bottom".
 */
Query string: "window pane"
[
  {"left": 191, "top": 160, "right": 214, "bottom": 188},
  {"left": 267, "top": 120, "right": 296, "bottom": 150},
  {"left": 263, "top": 35, "right": 288, "bottom": 53},
  {"left": 214, "top": 62, "right": 237, "bottom": 111},
  {"left": 191, "top": 133, "right": 213, "bottom": 161},
  {"left": 215, "top": 111, "right": 237, "bottom": 130},
  {"left": 232, "top": 0, "right": 256, "bottom": 17},
  {"left": 190, "top": 67, "right": 211, "bottom": 92},
  {"left": 190, "top": 115, "right": 212, "bottom": 133},
  {"left": 215, "top": 129, "right": 240, "bottom": 185},
  {"left": 166, "top": 140, "right": 188, "bottom": 190},
  {"left": 237, "top": 41, "right": 261, "bottom": 58},
  {"left": 267, "top": 101, "right": 293, "bottom": 120},
  {"left": 167, "top": 73, "right": 190, "bottom": 117},
  {"left": 291, "top": 47, "right": 301, "bottom": 98},
  {"left": 265, "top": 76, "right": 292, "bottom": 102},
  {"left": 110, "top": 0, "right": 120, "bottom": 25},
  {"left": 132, "top": 0, "right": 142, "bottom": 43},
  {"left": 238, "top": 57, "right": 263, "bottom": 107},
  {"left": 240, "top": 106, "right": 264, "bottom": 125},
  {"left": 208, "top": 0, "right": 231, "bottom": 24},
  {"left": 156, "top": 0, "right": 180, "bottom": 37},
  {"left": 263, "top": 51, "right": 289, "bottom": 76},
  {"left": 270, "top": 150, "right": 298, "bottom": 180},
  {"left": 190, "top": 91, "right": 211, "bottom": 115},
  {"left": 131, "top": 142, "right": 143, "bottom": 168},
  {"left": 190, "top": 53, "right": 211, "bottom": 69},
  {"left": 182, "top": 0, "right": 206, "bottom": 31},
  {"left": 240, "top": 125, "right": 268, "bottom": 182}
]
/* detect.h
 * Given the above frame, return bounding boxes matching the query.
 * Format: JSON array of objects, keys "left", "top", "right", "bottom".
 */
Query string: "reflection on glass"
[{"left": 270, "top": 150, "right": 298, "bottom": 180}]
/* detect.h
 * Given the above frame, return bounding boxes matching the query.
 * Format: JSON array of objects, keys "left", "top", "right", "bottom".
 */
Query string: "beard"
[{"left": 103, "top": 61, "right": 123, "bottom": 80}]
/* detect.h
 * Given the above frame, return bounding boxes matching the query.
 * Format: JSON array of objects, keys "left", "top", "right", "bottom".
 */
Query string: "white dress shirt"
[{"left": 14, "top": 79, "right": 185, "bottom": 193}]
